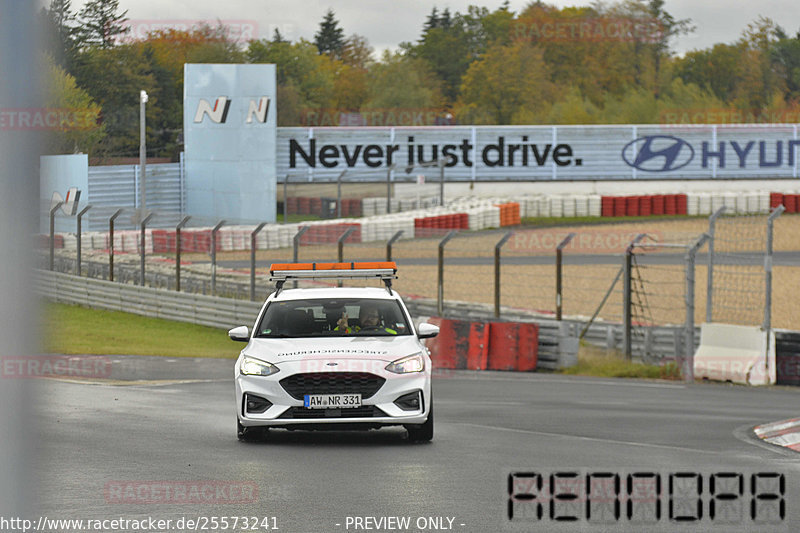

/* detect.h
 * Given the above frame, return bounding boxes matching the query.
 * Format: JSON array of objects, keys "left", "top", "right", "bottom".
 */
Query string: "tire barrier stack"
[
  {"left": 424, "top": 317, "right": 539, "bottom": 371},
  {"left": 43, "top": 188, "right": 797, "bottom": 252}
]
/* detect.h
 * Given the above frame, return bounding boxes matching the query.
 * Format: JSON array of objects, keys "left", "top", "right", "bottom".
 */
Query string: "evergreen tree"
[
  {"left": 41, "top": 0, "right": 80, "bottom": 70},
  {"left": 272, "top": 28, "right": 287, "bottom": 44},
  {"left": 314, "top": 9, "right": 345, "bottom": 57},
  {"left": 77, "top": 0, "right": 129, "bottom": 48}
]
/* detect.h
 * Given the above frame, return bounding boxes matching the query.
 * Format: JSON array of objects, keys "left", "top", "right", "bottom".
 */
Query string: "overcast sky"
[{"left": 71, "top": 0, "right": 800, "bottom": 56}]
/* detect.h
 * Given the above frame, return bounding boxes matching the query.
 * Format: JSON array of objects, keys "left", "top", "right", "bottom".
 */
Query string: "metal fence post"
[
  {"left": 49, "top": 201, "right": 63, "bottom": 271},
  {"left": 292, "top": 226, "right": 309, "bottom": 288},
  {"left": 439, "top": 158, "right": 445, "bottom": 206},
  {"left": 386, "top": 166, "right": 393, "bottom": 214},
  {"left": 764, "top": 205, "right": 785, "bottom": 377},
  {"left": 139, "top": 211, "right": 153, "bottom": 286},
  {"left": 283, "top": 174, "right": 289, "bottom": 225},
  {"left": 555, "top": 233, "right": 576, "bottom": 321},
  {"left": 623, "top": 234, "right": 647, "bottom": 360},
  {"left": 337, "top": 227, "right": 356, "bottom": 263},
  {"left": 211, "top": 220, "right": 226, "bottom": 296},
  {"left": 386, "top": 230, "right": 404, "bottom": 261},
  {"left": 686, "top": 233, "right": 710, "bottom": 382},
  {"left": 76, "top": 204, "right": 92, "bottom": 276},
  {"left": 108, "top": 209, "right": 124, "bottom": 282},
  {"left": 337, "top": 170, "right": 346, "bottom": 218},
  {"left": 494, "top": 231, "right": 513, "bottom": 318},
  {"left": 175, "top": 216, "right": 190, "bottom": 292},
  {"left": 336, "top": 227, "right": 357, "bottom": 286},
  {"left": 437, "top": 231, "right": 457, "bottom": 316},
  {"left": 250, "top": 222, "right": 267, "bottom": 301},
  {"left": 706, "top": 206, "right": 725, "bottom": 322}
]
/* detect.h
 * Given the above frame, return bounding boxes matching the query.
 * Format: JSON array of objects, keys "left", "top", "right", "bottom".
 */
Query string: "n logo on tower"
[{"left": 194, "top": 97, "right": 231, "bottom": 123}]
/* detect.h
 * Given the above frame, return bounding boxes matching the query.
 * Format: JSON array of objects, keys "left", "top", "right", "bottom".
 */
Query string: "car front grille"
[
  {"left": 278, "top": 406, "right": 387, "bottom": 419},
  {"left": 279, "top": 372, "right": 386, "bottom": 400}
]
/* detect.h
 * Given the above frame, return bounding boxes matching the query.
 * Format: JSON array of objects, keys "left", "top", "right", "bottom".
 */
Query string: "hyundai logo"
[{"left": 622, "top": 135, "right": 694, "bottom": 172}]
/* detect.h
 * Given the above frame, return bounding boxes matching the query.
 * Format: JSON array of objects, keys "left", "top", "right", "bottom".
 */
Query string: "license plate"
[{"left": 304, "top": 393, "right": 361, "bottom": 409}]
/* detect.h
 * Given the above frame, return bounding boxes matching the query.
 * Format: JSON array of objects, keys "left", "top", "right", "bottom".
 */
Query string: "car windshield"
[{"left": 254, "top": 298, "right": 411, "bottom": 338}]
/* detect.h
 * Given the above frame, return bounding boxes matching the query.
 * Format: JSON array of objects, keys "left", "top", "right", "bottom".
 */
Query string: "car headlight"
[
  {"left": 385, "top": 353, "right": 425, "bottom": 374},
  {"left": 240, "top": 356, "right": 279, "bottom": 377}
]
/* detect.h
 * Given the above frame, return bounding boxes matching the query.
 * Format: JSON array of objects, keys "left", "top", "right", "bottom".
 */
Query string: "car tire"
[
  {"left": 237, "top": 419, "right": 267, "bottom": 441},
  {"left": 405, "top": 405, "right": 433, "bottom": 442}
]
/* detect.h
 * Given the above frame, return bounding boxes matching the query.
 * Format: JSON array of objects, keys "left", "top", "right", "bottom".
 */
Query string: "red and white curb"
[{"left": 754, "top": 418, "right": 800, "bottom": 452}]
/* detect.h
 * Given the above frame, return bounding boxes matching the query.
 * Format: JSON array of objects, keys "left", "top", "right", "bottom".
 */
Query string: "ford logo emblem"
[
  {"left": 326, "top": 362, "right": 338, "bottom": 366},
  {"left": 622, "top": 135, "right": 694, "bottom": 172}
]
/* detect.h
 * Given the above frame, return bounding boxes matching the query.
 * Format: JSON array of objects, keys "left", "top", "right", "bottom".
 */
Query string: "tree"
[
  {"left": 771, "top": 27, "right": 800, "bottom": 103},
  {"left": 315, "top": 9, "right": 345, "bottom": 57},
  {"left": 272, "top": 28, "right": 287, "bottom": 44},
  {"left": 77, "top": 0, "right": 128, "bottom": 48},
  {"left": 364, "top": 51, "right": 444, "bottom": 110},
  {"left": 43, "top": 54, "right": 105, "bottom": 154},
  {"left": 41, "top": 0, "right": 80, "bottom": 70},
  {"left": 456, "top": 40, "right": 555, "bottom": 124},
  {"left": 340, "top": 34, "right": 374, "bottom": 69}
]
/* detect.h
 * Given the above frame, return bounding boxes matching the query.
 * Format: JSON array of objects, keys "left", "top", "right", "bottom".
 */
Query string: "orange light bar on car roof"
[{"left": 269, "top": 261, "right": 396, "bottom": 273}]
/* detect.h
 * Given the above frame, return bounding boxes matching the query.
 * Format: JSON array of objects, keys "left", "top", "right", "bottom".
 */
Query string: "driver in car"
[{"left": 335, "top": 304, "right": 397, "bottom": 334}]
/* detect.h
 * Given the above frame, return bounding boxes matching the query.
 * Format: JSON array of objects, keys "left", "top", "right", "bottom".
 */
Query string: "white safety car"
[{"left": 230, "top": 262, "right": 439, "bottom": 442}]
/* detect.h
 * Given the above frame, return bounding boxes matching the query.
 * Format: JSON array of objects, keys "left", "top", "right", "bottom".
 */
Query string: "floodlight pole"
[{"left": 139, "top": 90, "right": 148, "bottom": 214}]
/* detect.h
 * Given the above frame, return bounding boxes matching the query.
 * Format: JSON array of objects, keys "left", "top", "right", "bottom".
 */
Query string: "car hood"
[{"left": 243, "top": 335, "right": 423, "bottom": 365}]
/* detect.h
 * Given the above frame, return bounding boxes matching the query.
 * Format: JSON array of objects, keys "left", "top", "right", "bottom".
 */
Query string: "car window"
[{"left": 255, "top": 298, "right": 410, "bottom": 338}]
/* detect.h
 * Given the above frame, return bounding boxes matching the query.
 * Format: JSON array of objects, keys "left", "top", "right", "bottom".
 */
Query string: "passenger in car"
[{"left": 335, "top": 304, "right": 397, "bottom": 334}]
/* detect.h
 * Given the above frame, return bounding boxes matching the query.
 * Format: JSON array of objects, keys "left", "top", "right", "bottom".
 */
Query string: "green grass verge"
[
  {"left": 559, "top": 342, "right": 681, "bottom": 380},
  {"left": 44, "top": 302, "right": 239, "bottom": 358},
  {"left": 45, "top": 303, "right": 681, "bottom": 379}
]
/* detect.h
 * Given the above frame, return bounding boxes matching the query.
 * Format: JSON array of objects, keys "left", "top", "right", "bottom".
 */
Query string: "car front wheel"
[
  {"left": 405, "top": 406, "right": 433, "bottom": 442},
  {"left": 237, "top": 419, "right": 267, "bottom": 441}
]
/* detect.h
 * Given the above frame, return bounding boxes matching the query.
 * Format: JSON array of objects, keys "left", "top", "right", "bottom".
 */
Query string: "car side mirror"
[
  {"left": 417, "top": 323, "right": 439, "bottom": 339},
  {"left": 228, "top": 326, "right": 250, "bottom": 342}
]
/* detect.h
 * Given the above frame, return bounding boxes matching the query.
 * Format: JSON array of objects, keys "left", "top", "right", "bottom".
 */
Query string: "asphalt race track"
[{"left": 32, "top": 356, "right": 800, "bottom": 533}]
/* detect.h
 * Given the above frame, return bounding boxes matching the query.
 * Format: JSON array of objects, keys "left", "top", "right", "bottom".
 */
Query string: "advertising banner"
[{"left": 277, "top": 124, "right": 800, "bottom": 182}]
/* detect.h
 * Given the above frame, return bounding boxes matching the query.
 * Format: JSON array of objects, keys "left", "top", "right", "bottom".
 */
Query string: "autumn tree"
[
  {"left": 456, "top": 40, "right": 555, "bottom": 124},
  {"left": 43, "top": 54, "right": 105, "bottom": 154},
  {"left": 364, "top": 51, "right": 444, "bottom": 110}
]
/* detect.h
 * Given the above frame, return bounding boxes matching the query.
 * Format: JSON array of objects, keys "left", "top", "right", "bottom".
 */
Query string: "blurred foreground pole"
[{"left": 0, "top": 0, "right": 41, "bottom": 518}]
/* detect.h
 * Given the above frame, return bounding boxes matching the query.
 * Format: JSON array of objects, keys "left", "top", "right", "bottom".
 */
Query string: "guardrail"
[
  {"left": 35, "top": 270, "right": 262, "bottom": 330},
  {"left": 35, "top": 269, "right": 798, "bottom": 383}
]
